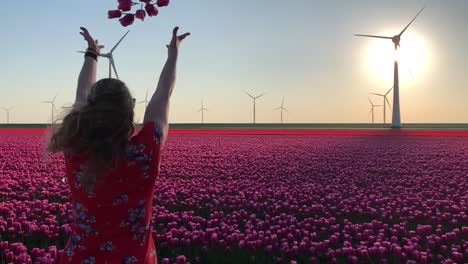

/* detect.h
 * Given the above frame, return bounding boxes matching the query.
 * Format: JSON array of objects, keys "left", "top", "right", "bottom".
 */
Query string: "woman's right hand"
[{"left": 166, "top": 26, "right": 190, "bottom": 58}]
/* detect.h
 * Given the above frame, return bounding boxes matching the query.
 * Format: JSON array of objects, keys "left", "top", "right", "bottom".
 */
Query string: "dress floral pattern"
[{"left": 59, "top": 122, "right": 163, "bottom": 264}]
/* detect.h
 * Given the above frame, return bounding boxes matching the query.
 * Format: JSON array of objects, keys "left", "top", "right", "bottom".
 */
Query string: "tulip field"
[{"left": 0, "top": 130, "right": 467, "bottom": 263}]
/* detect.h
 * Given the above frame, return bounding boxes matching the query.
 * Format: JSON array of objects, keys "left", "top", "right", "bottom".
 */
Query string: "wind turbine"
[
  {"left": 42, "top": 94, "right": 58, "bottom": 124},
  {"left": 243, "top": 90, "right": 267, "bottom": 124},
  {"left": 368, "top": 98, "right": 382, "bottom": 124},
  {"left": 2, "top": 106, "right": 14, "bottom": 124},
  {"left": 355, "top": 7, "right": 425, "bottom": 128},
  {"left": 78, "top": 30, "right": 130, "bottom": 80},
  {"left": 273, "top": 97, "right": 288, "bottom": 124},
  {"left": 198, "top": 99, "right": 208, "bottom": 124},
  {"left": 370, "top": 87, "right": 393, "bottom": 125},
  {"left": 138, "top": 89, "right": 150, "bottom": 109}
]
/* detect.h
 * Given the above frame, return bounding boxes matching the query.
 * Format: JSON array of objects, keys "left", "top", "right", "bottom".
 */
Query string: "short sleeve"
[{"left": 129, "top": 121, "right": 163, "bottom": 177}]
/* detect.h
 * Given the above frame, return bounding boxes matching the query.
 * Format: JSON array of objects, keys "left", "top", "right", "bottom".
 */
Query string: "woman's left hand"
[{"left": 80, "top": 27, "right": 104, "bottom": 54}]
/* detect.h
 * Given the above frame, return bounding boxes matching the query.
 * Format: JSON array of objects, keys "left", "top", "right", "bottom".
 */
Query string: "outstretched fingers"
[
  {"left": 80, "top": 27, "right": 93, "bottom": 42},
  {"left": 172, "top": 26, "right": 179, "bottom": 42},
  {"left": 178, "top": 32, "right": 190, "bottom": 41}
]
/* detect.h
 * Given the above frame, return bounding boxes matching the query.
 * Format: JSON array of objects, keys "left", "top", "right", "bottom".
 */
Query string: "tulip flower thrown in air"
[
  {"left": 119, "top": 13, "right": 135, "bottom": 27},
  {"left": 108, "top": 0, "right": 170, "bottom": 26}
]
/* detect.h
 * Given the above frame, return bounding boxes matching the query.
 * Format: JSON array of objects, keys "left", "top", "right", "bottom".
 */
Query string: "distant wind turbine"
[
  {"left": 2, "top": 106, "right": 14, "bottom": 124},
  {"left": 78, "top": 30, "right": 130, "bottom": 79},
  {"left": 273, "top": 97, "right": 288, "bottom": 124},
  {"left": 42, "top": 94, "right": 58, "bottom": 124},
  {"left": 138, "top": 89, "right": 150, "bottom": 109},
  {"left": 198, "top": 99, "right": 208, "bottom": 124},
  {"left": 355, "top": 7, "right": 425, "bottom": 128},
  {"left": 368, "top": 98, "right": 382, "bottom": 124},
  {"left": 243, "top": 90, "right": 267, "bottom": 124},
  {"left": 370, "top": 87, "right": 393, "bottom": 125}
]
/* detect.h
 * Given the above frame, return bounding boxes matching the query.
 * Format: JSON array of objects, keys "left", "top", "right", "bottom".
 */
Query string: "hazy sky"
[{"left": 1, "top": 0, "right": 467, "bottom": 123}]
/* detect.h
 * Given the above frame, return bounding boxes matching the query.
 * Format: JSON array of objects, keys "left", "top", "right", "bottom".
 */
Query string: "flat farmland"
[{"left": 0, "top": 129, "right": 467, "bottom": 263}]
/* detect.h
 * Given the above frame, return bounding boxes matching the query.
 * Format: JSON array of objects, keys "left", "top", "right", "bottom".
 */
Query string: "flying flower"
[
  {"left": 145, "top": 4, "right": 159, "bottom": 17},
  {"left": 108, "top": 10, "right": 123, "bottom": 19},
  {"left": 135, "top": 9, "right": 146, "bottom": 21},
  {"left": 119, "top": 14, "right": 135, "bottom": 27}
]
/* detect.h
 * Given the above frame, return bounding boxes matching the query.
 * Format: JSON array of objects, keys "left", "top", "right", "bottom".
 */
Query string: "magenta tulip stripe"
[
  {"left": 109, "top": 0, "right": 170, "bottom": 27},
  {"left": 0, "top": 133, "right": 467, "bottom": 263}
]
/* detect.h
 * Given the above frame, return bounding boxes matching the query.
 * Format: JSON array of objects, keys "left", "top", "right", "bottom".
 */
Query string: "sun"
[{"left": 366, "top": 30, "right": 429, "bottom": 83}]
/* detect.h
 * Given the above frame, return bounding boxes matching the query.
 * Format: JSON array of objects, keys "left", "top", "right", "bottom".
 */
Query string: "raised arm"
[
  {"left": 143, "top": 27, "right": 190, "bottom": 147},
  {"left": 75, "top": 27, "right": 103, "bottom": 107}
]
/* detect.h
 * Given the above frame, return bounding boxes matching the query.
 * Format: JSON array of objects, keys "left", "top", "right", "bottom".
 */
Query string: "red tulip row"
[{"left": 108, "top": 0, "right": 170, "bottom": 27}]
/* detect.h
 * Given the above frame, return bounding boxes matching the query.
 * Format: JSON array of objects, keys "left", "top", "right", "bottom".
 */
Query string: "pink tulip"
[
  {"left": 108, "top": 10, "right": 122, "bottom": 19},
  {"left": 135, "top": 9, "right": 146, "bottom": 21},
  {"left": 156, "top": 0, "right": 170, "bottom": 7},
  {"left": 118, "top": 0, "right": 133, "bottom": 11},
  {"left": 6, "top": 251, "right": 14, "bottom": 262},
  {"left": 176, "top": 255, "right": 186, "bottom": 264},
  {"left": 145, "top": 4, "right": 159, "bottom": 16},
  {"left": 119, "top": 14, "right": 135, "bottom": 27}
]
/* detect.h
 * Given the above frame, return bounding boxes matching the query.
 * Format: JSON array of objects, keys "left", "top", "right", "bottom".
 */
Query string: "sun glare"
[{"left": 366, "top": 31, "right": 429, "bottom": 83}]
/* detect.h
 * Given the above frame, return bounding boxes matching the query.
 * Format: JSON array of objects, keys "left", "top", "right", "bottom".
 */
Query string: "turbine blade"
[
  {"left": 243, "top": 90, "right": 254, "bottom": 99},
  {"left": 111, "top": 30, "right": 131, "bottom": 53},
  {"left": 354, "top": 34, "right": 393, "bottom": 39},
  {"left": 111, "top": 58, "right": 119, "bottom": 80},
  {"left": 273, "top": 107, "right": 281, "bottom": 111},
  {"left": 370, "top": 93, "right": 385, "bottom": 96},
  {"left": 283, "top": 108, "right": 289, "bottom": 112},
  {"left": 386, "top": 86, "right": 393, "bottom": 95},
  {"left": 256, "top": 92, "right": 268, "bottom": 99},
  {"left": 368, "top": 97, "right": 373, "bottom": 106},
  {"left": 385, "top": 97, "right": 392, "bottom": 110},
  {"left": 282, "top": 96, "right": 284, "bottom": 106},
  {"left": 399, "top": 7, "right": 425, "bottom": 36}
]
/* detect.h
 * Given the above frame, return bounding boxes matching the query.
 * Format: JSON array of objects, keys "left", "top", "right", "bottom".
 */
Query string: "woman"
[{"left": 47, "top": 26, "right": 189, "bottom": 264}]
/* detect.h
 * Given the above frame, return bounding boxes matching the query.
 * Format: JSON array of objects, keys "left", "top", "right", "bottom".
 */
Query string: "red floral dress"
[{"left": 58, "top": 122, "right": 163, "bottom": 264}]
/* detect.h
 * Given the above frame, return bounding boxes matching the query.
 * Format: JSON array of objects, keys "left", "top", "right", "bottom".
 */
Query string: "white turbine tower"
[
  {"left": 368, "top": 98, "right": 382, "bottom": 124},
  {"left": 243, "top": 90, "right": 267, "bottom": 124},
  {"left": 355, "top": 7, "right": 425, "bottom": 128},
  {"left": 78, "top": 30, "right": 130, "bottom": 79},
  {"left": 42, "top": 94, "right": 58, "bottom": 124},
  {"left": 2, "top": 106, "right": 14, "bottom": 124},
  {"left": 370, "top": 87, "right": 393, "bottom": 125},
  {"left": 138, "top": 89, "right": 150, "bottom": 109},
  {"left": 273, "top": 97, "right": 288, "bottom": 124},
  {"left": 198, "top": 99, "right": 208, "bottom": 124}
]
